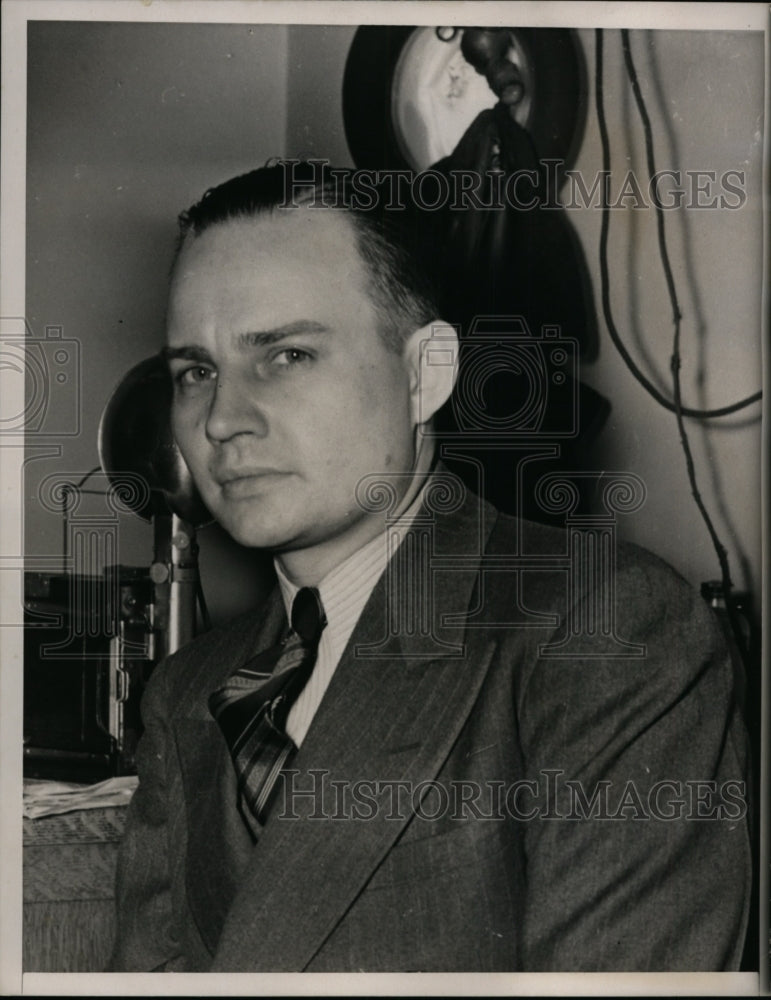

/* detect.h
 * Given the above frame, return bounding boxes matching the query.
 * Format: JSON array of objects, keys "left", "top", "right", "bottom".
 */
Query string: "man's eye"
[
  {"left": 272, "top": 348, "right": 313, "bottom": 368},
  {"left": 174, "top": 365, "right": 216, "bottom": 388}
]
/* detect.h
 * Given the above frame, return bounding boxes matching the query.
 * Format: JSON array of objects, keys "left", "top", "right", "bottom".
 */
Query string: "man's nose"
[{"left": 204, "top": 377, "right": 268, "bottom": 442}]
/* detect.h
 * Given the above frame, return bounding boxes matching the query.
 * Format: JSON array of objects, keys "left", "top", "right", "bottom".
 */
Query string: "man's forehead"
[
  {"left": 166, "top": 206, "right": 380, "bottom": 345},
  {"left": 175, "top": 205, "right": 359, "bottom": 267},
  {"left": 169, "top": 208, "right": 364, "bottom": 310}
]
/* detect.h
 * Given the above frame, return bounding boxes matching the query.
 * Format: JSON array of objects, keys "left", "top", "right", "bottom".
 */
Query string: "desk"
[{"left": 23, "top": 806, "right": 127, "bottom": 972}]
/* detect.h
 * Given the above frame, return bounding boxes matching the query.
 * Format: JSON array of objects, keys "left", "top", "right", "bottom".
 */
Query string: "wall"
[{"left": 286, "top": 25, "right": 356, "bottom": 165}]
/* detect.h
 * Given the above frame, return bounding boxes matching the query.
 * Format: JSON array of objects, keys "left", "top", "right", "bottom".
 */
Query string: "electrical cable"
[
  {"left": 619, "top": 31, "right": 732, "bottom": 582},
  {"left": 594, "top": 31, "right": 761, "bottom": 420},
  {"left": 74, "top": 466, "right": 103, "bottom": 490},
  {"left": 598, "top": 28, "right": 751, "bottom": 664}
]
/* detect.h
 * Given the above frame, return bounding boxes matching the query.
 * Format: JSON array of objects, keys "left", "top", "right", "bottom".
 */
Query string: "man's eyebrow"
[
  {"left": 237, "top": 321, "right": 330, "bottom": 347},
  {"left": 161, "top": 345, "right": 214, "bottom": 364},
  {"left": 161, "top": 322, "right": 330, "bottom": 364}
]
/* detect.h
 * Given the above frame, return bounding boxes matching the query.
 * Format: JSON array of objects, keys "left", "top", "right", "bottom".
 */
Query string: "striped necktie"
[{"left": 208, "top": 586, "right": 327, "bottom": 838}]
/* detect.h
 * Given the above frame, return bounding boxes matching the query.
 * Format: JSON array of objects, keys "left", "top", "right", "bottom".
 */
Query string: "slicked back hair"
[{"left": 175, "top": 160, "right": 441, "bottom": 353}]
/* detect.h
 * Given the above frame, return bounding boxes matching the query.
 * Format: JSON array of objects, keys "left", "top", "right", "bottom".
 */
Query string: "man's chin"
[
  {"left": 214, "top": 507, "right": 371, "bottom": 557},
  {"left": 216, "top": 518, "right": 297, "bottom": 552}
]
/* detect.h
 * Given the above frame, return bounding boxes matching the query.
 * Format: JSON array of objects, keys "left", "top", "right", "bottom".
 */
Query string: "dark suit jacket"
[{"left": 110, "top": 485, "right": 751, "bottom": 972}]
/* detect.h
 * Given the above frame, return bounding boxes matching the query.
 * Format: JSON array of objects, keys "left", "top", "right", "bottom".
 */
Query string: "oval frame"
[{"left": 343, "top": 25, "right": 587, "bottom": 175}]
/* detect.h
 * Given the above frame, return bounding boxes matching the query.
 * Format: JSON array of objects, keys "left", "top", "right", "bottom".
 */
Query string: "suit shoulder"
[
  {"left": 486, "top": 512, "right": 728, "bottom": 695},
  {"left": 486, "top": 510, "right": 567, "bottom": 557},
  {"left": 489, "top": 510, "right": 709, "bottom": 622},
  {"left": 613, "top": 537, "right": 719, "bottom": 642}
]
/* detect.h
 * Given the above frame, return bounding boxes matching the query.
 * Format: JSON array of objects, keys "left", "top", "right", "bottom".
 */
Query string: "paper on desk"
[{"left": 23, "top": 775, "right": 139, "bottom": 819}]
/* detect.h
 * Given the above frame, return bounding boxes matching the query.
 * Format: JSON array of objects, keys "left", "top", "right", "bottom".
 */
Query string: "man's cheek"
[
  {"left": 172, "top": 416, "right": 201, "bottom": 463},
  {"left": 171, "top": 414, "right": 191, "bottom": 457}
]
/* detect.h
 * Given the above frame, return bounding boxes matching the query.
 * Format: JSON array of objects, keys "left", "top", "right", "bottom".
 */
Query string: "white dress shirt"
[{"left": 275, "top": 485, "right": 426, "bottom": 748}]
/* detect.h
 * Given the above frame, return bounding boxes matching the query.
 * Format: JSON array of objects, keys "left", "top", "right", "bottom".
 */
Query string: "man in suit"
[{"left": 110, "top": 162, "right": 751, "bottom": 972}]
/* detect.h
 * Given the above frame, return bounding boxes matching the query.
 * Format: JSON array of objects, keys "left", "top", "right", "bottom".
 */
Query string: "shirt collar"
[{"left": 274, "top": 479, "right": 428, "bottom": 630}]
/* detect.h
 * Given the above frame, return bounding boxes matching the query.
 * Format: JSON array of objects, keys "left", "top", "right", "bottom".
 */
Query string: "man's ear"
[{"left": 403, "top": 320, "right": 459, "bottom": 426}]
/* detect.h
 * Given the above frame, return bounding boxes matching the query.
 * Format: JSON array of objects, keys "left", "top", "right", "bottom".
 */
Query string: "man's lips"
[
  {"left": 214, "top": 469, "right": 288, "bottom": 497},
  {"left": 215, "top": 468, "right": 284, "bottom": 485}
]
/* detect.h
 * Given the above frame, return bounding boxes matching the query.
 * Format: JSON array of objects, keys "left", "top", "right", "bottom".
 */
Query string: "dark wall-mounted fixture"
[{"left": 343, "top": 26, "right": 586, "bottom": 177}]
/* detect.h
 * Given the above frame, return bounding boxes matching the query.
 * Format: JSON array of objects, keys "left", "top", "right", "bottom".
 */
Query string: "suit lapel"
[
  {"left": 178, "top": 588, "right": 287, "bottom": 956},
  {"left": 211, "top": 482, "right": 500, "bottom": 971}
]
